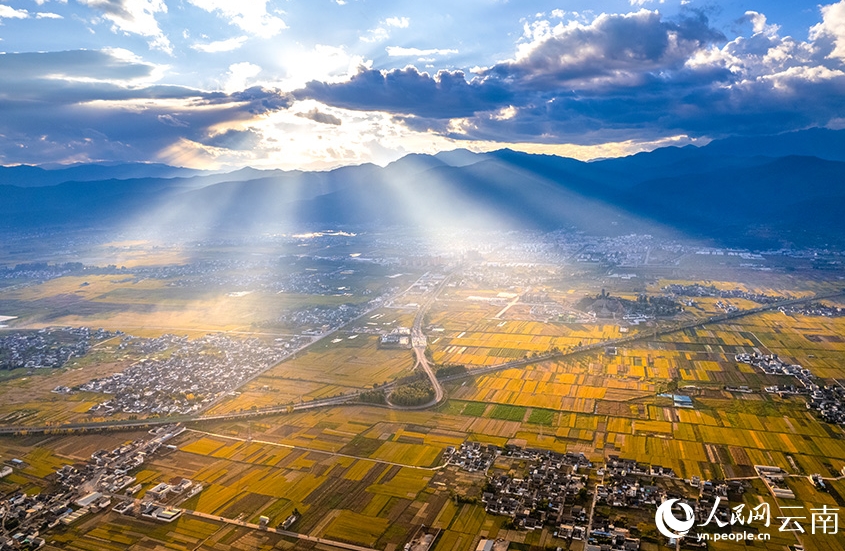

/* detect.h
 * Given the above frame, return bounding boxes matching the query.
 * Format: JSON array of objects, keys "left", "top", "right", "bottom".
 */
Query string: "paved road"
[
  {"left": 437, "top": 290, "right": 845, "bottom": 386},
  {"left": 584, "top": 470, "right": 605, "bottom": 545},
  {"left": 0, "top": 289, "right": 840, "bottom": 436},
  {"left": 389, "top": 268, "right": 460, "bottom": 409}
]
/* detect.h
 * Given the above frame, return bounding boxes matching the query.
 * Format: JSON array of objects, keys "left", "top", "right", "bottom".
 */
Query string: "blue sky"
[{"left": 0, "top": 0, "right": 843, "bottom": 169}]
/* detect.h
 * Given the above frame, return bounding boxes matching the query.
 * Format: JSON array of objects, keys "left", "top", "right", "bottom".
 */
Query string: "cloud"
[
  {"left": 0, "top": 49, "right": 158, "bottom": 87},
  {"left": 201, "top": 128, "right": 263, "bottom": 150},
  {"left": 277, "top": 44, "right": 371, "bottom": 89},
  {"left": 187, "top": 0, "right": 287, "bottom": 39},
  {"left": 811, "top": 0, "right": 845, "bottom": 61},
  {"left": 296, "top": 66, "right": 513, "bottom": 118},
  {"left": 0, "top": 49, "right": 293, "bottom": 166},
  {"left": 35, "top": 12, "right": 63, "bottom": 19},
  {"left": 296, "top": 107, "right": 342, "bottom": 125},
  {"left": 361, "top": 16, "right": 409, "bottom": 42},
  {"left": 157, "top": 114, "right": 189, "bottom": 127},
  {"left": 386, "top": 47, "right": 458, "bottom": 57},
  {"left": 79, "top": 0, "right": 171, "bottom": 53},
  {"left": 191, "top": 36, "right": 248, "bottom": 53},
  {"left": 489, "top": 8, "right": 725, "bottom": 90},
  {"left": 385, "top": 16, "right": 409, "bottom": 28},
  {"left": 224, "top": 62, "right": 261, "bottom": 94},
  {"left": 0, "top": 5, "right": 29, "bottom": 18},
  {"left": 296, "top": 5, "right": 845, "bottom": 146}
]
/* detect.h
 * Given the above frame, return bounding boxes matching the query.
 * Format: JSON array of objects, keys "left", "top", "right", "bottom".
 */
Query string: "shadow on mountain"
[{"left": 2, "top": 128, "right": 844, "bottom": 248}]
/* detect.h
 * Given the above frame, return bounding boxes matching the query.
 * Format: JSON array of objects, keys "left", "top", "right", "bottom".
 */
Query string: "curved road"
[
  {"left": 0, "top": 289, "right": 841, "bottom": 435},
  {"left": 388, "top": 269, "right": 459, "bottom": 409}
]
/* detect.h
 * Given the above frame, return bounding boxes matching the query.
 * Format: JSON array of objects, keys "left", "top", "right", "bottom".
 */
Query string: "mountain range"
[{"left": 2, "top": 128, "right": 844, "bottom": 248}]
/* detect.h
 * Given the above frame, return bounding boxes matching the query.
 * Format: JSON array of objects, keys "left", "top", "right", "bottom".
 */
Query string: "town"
[
  {"left": 81, "top": 334, "right": 293, "bottom": 416},
  {"left": 0, "top": 327, "right": 116, "bottom": 371}
]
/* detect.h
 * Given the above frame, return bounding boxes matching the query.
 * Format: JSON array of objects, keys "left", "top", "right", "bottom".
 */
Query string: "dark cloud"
[
  {"left": 295, "top": 6, "right": 845, "bottom": 145},
  {"left": 80, "top": 0, "right": 133, "bottom": 20},
  {"left": 484, "top": 9, "right": 725, "bottom": 89},
  {"left": 296, "top": 108, "right": 342, "bottom": 125},
  {"left": 0, "top": 49, "right": 154, "bottom": 83},
  {"left": 228, "top": 86, "right": 293, "bottom": 114},
  {"left": 201, "top": 129, "right": 263, "bottom": 150},
  {"left": 0, "top": 50, "right": 292, "bottom": 165},
  {"left": 295, "top": 66, "right": 513, "bottom": 118}
]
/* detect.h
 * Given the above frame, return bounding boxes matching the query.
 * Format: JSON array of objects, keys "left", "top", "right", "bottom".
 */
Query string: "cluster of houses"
[
  {"left": 81, "top": 334, "right": 288, "bottom": 416},
  {"left": 482, "top": 447, "right": 592, "bottom": 532},
  {"left": 754, "top": 466, "right": 795, "bottom": 500},
  {"left": 0, "top": 327, "right": 115, "bottom": 370},
  {"left": 0, "top": 425, "right": 185, "bottom": 549},
  {"left": 277, "top": 303, "right": 370, "bottom": 334},
  {"left": 662, "top": 284, "right": 779, "bottom": 304},
  {"left": 378, "top": 327, "right": 412, "bottom": 349},
  {"left": 594, "top": 457, "right": 677, "bottom": 516},
  {"left": 780, "top": 302, "right": 845, "bottom": 317},
  {"left": 736, "top": 352, "right": 811, "bottom": 378},
  {"left": 445, "top": 442, "right": 499, "bottom": 473},
  {"left": 0, "top": 262, "right": 84, "bottom": 283},
  {"left": 807, "top": 384, "right": 845, "bottom": 424},
  {"left": 736, "top": 352, "right": 845, "bottom": 424},
  {"left": 111, "top": 476, "right": 201, "bottom": 523}
]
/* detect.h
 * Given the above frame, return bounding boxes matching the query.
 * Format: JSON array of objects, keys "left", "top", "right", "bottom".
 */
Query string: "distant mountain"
[
  {"left": 0, "top": 162, "right": 209, "bottom": 188},
  {"left": 700, "top": 128, "right": 845, "bottom": 162},
  {"left": 2, "top": 127, "right": 844, "bottom": 248}
]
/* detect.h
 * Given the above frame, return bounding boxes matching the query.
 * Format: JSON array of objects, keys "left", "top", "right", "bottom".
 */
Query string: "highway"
[
  {"left": 0, "top": 288, "right": 840, "bottom": 436},
  {"left": 389, "top": 268, "right": 460, "bottom": 409},
  {"left": 436, "top": 290, "right": 845, "bottom": 386}
]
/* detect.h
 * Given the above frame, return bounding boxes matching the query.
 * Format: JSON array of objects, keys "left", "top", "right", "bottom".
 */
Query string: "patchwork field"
[{"left": 1, "top": 250, "right": 844, "bottom": 551}]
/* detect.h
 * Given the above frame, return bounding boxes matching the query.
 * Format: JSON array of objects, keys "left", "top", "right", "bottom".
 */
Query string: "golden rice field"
[
  {"left": 431, "top": 319, "right": 622, "bottom": 366},
  {"left": 4, "top": 272, "right": 845, "bottom": 550}
]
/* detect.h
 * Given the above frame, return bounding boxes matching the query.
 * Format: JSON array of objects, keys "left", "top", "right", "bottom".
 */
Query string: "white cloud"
[
  {"left": 361, "top": 16, "right": 409, "bottom": 42},
  {"left": 157, "top": 113, "right": 189, "bottom": 127},
  {"left": 384, "top": 16, "right": 409, "bottom": 28},
  {"left": 0, "top": 5, "right": 29, "bottom": 18},
  {"left": 36, "top": 12, "right": 63, "bottom": 19},
  {"left": 191, "top": 36, "right": 248, "bottom": 53},
  {"left": 629, "top": 0, "right": 663, "bottom": 5},
  {"left": 810, "top": 0, "right": 845, "bottom": 61},
  {"left": 386, "top": 46, "right": 457, "bottom": 57},
  {"left": 224, "top": 61, "right": 262, "bottom": 93},
  {"left": 187, "top": 0, "right": 287, "bottom": 39},
  {"left": 744, "top": 11, "right": 779, "bottom": 36},
  {"left": 278, "top": 44, "right": 371, "bottom": 88},
  {"left": 79, "top": 0, "right": 172, "bottom": 54}
]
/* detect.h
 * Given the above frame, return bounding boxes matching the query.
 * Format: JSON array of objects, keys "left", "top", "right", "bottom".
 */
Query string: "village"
[
  {"left": 735, "top": 352, "right": 845, "bottom": 425},
  {"left": 0, "top": 425, "right": 187, "bottom": 549},
  {"left": 80, "top": 334, "right": 294, "bottom": 416},
  {"left": 0, "top": 327, "right": 115, "bottom": 371}
]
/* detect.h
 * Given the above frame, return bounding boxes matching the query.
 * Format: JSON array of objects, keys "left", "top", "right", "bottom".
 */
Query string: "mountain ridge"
[{"left": 2, "top": 127, "right": 844, "bottom": 248}]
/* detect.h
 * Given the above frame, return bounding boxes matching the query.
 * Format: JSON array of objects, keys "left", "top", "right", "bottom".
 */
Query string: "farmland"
[{"left": 1, "top": 233, "right": 845, "bottom": 550}]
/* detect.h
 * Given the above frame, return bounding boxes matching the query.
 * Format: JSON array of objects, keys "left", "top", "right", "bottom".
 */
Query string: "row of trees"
[
  {"left": 359, "top": 389, "right": 386, "bottom": 404},
  {"left": 435, "top": 364, "right": 467, "bottom": 379},
  {"left": 389, "top": 379, "right": 434, "bottom": 407}
]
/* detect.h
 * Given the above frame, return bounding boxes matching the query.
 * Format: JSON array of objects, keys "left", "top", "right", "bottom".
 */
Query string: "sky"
[{"left": 0, "top": 0, "right": 844, "bottom": 170}]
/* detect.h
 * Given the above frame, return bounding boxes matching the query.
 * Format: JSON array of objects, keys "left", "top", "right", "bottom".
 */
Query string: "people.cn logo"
[{"left": 655, "top": 499, "right": 695, "bottom": 539}]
